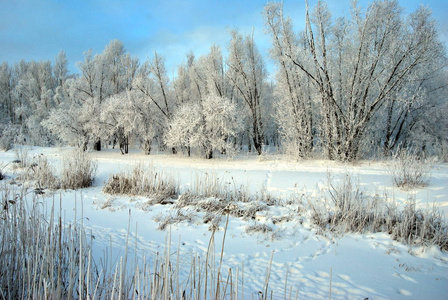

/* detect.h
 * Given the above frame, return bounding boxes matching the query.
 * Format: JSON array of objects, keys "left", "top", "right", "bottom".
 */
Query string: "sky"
[{"left": 1, "top": 0, "right": 447, "bottom": 77}]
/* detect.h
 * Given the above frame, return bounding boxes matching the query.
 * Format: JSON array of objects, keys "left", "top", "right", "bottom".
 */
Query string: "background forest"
[{"left": 0, "top": 0, "right": 447, "bottom": 162}]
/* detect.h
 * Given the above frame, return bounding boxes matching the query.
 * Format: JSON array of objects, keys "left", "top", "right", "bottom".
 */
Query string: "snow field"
[{"left": 1, "top": 146, "right": 447, "bottom": 299}]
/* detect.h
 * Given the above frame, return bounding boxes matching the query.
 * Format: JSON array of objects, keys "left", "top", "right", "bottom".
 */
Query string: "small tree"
[
  {"left": 100, "top": 91, "right": 158, "bottom": 154},
  {"left": 165, "top": 95, "right": 242, "bottom": 158}
]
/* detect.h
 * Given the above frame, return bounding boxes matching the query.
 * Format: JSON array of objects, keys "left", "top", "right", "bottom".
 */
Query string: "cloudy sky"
[{"left": 1, "top": 0, "right": 447, "bottom": 76}]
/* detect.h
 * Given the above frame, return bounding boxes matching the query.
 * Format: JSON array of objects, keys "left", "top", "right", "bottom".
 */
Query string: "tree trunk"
[
  {"left": 144, "top": 140, "right": 151, "bottom": 155},
  {"left": 94, "top": 139, "right": 101, "bottom": 151},
  {"left": 205, "top": 148, "right": 213, "bottom": 159}
]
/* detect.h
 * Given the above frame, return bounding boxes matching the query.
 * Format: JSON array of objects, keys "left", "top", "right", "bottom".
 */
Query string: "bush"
[
  {"left": 61, "top": 149, "right": 97, "bottom": 189},
  {"left": 388, "top": 148, "right": 432, "bottom": 189},
  {"left": 245, "top": 223, "right": 274, "bottom": 234},
  {"left": 103, "top": 164, "right": 178, "bottom": 202}
]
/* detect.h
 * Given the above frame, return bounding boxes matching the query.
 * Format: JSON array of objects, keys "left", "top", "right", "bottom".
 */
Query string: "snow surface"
[{"left": 1, "top": 147, "right": 447, "bottom": 299}]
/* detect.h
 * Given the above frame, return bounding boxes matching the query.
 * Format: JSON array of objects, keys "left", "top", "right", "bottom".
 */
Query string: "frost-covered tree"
[
  {"left": 173, "top": 53, "right": 195, "bottom": 105},
  {"left": 165, "top": 94, "right": 242, "bottom": 158},
  {"left": 164, "top": 102, "right": 202, "bottom": 156},
  {"left": 133, "top": 52, "right": 175, "bottom": 151},
  {"left": 265, "top": 4, "right": 315, "bottom": 159},
  {"left": 227, "top": 30, "right": 268, "bottom": 155},
  {"left": 13, "top": 60, "right": 56, "bottom": 145},
  {"left": 0, "top": 62, "right": 15, "bottom": 124},
  {"left": 75, "top": 40, "right": 138, "bottom": 151},
  {"left": 100, "top": 91, "right": 159, "bottom": 154},
  {"left": 54, "top": 51, "right": 69, "bottom": 89},
  {"left": 42, "top": 78, "right": 90, "bottom": 149},
  {"left": 265, "top": 0, "right": 446, "bottom": 161}
]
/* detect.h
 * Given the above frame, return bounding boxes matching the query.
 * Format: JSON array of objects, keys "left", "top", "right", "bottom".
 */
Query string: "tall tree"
[
  {"left": 265, "top": 0, "right": 446, "bottom": 161},
  {"left": 75, "top": 39, "right": 138, "bottom": 151},
  {"left": 265, "top": 3, "right": 314, "bottom": 158},
  {"left": 133, "top": 51, "right": 175, "bottom": 152},
  {"left": 227, "top": 31, "right": 267, "bottom": 155}
]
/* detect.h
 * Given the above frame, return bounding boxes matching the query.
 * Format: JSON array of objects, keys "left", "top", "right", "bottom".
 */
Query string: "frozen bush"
[
  {"left": 61, "top": 149, "right": 97, "bottom": 189},
  {"left": 182, "top": 172, "right": 250, "bottom": 202},
  {"left": 388, "top": 148, "right": 432, "bottom": 189},
  {"left": 383, "top": 200, "right": 447, "bottom": 250}
]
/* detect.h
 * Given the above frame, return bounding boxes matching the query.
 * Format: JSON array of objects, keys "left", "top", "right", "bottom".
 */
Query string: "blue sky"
[{"left": 1, "top": 0, "right": 447, "bottom": 76}]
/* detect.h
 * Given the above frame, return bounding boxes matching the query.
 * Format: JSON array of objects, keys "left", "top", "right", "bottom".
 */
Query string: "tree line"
[{"left": 0, "top": 0, "right": 447, "bottom": 161}]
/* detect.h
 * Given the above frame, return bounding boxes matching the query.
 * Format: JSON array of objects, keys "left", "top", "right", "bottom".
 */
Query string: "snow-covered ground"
[{"left": 1, "top": 146, "right": 447, "bottom": 299}]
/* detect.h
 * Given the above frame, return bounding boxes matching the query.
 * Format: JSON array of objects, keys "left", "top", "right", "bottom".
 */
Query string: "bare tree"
[
  {"left": 265, "top": 3, "right": 314, "bottom": 158},
  {"left": 227, "top": 30, "right": 267, "bottom": 155},
  {"left": 265, "top": 0, "right": 446, "bottom": 161}
]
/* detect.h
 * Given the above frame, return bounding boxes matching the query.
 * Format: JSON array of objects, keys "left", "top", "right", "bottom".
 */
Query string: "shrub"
[
  {"left": 103, "top": 164, "right": 178, "bottom": 202},
  {"left": 388, "top": 148, "right": 432, "bottom": 189},
  {"left": 388, "top": 201, "right": 448, "bottom": 250},
  {"left": 61, "top": 149, "right": 97, "bottom": 189}
]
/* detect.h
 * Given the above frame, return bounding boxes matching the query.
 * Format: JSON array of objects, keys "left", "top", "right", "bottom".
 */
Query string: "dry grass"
[
  {"left": 154, "top": 208, "right": 195, "bottom": 230},
  {"left": 0, "top": 185, "right": 281, "bottom": 299},
  {"left": 61, "top": 149, "right": 97, "bottom": 190},
  {"left": 245, "top": 223, "right": 274, "bottom": 234},
  {"left": 13, "top": 147, "right": 31, "bottom": 168},
  {"left": 184, "top": 172, "right": 250, "bottom": 202},
  {"left": 103, "top": 164, "right": 178, "bottom": 203},
  {"left": 0, "top": 186, "right": 95, "bottom": 299},
  {"left": 388, "top": 148, "right": 432, "bottom": 189},
  {"left": 31, "top": 154, "right": 60, "bottom": 190},
  {"left": 309, "top": 174, "right": 448, "bottom": 250}
]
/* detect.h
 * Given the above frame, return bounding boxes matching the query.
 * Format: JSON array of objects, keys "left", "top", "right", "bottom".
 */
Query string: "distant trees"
[{"left": 1, "top": 0, "right": 446, "bottom": 161}]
